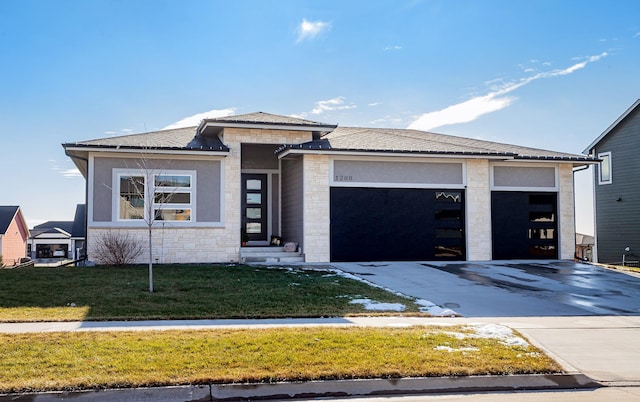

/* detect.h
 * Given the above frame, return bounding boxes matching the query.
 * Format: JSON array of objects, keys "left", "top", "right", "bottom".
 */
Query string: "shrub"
[{"left": 93, "top": 231, "right": 143, "bottom": 266}]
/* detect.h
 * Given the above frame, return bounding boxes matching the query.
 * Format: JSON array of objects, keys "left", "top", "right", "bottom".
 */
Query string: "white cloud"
[
  {"left": 49, "top": 160, "right": 82, "bottom": 179},
  {"left": 408, "top": 52, "right": 608, "bottom": 131},
  {"left": 368, "top": 102, "right": 382, "bottom": 107},
  {"left": 384, "top": 45, "right": 402, "bottom": 51},
  {"left": 311, "top": 96, "right": 356, "bottom": 114},
  {"left": 296, "top": 18, "right": 331, "bottom": 43},
  {"left": 61, "top": 168, "right": 82, "bottom": 178},
  {"left": 162, "top": 108, "right": 236, "bottom": 130}
]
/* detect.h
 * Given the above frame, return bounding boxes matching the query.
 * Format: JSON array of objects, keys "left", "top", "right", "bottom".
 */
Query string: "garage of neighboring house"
[{"left": 329, "top": 158, "right": 466, "bottom": 262}]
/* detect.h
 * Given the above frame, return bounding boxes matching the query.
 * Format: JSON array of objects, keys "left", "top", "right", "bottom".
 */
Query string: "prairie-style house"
[{"left": 63, "top": 112, "right": 595, "bottom": 264}]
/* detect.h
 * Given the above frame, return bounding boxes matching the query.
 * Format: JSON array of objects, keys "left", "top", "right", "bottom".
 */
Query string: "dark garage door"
[
  {"left": 491, "top": 192, "right": 558, "bottom": 259},
  {"left": 330, "top": 187, "right": 465, "bottom": 262}
]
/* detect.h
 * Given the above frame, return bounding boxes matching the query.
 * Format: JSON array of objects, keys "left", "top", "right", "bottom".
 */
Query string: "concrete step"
[{"left": 240, "top": 246, "right": 304, "bottom": 263}]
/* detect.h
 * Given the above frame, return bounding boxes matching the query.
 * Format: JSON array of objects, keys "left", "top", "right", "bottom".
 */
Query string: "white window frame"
[
  {"left": 598, "top": 152, "right": 612, "bottom": 185},
  {"left": 112, "top": 168, "right": 197, "bottom": 224},
  {"left": 152, "top": 173, "right": 195, "bottom": 222}
]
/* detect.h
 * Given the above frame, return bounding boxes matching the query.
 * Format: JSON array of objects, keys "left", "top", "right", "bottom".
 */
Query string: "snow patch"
[
  {"left": 467, "top": 324, "right": 529, "bottom": 347},
  {"left": 350, "top": 298, "right": 406, "bottom": 312}
]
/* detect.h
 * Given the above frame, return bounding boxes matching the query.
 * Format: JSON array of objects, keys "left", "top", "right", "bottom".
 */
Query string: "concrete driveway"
[
  {"left": 333, "top": 260, "right": 640, "bottom": 384},
  {"left": 331, "top": 260, "right": 640, "bottom": 317}
]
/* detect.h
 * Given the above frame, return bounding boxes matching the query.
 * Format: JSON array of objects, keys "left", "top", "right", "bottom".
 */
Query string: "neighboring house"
[
  {"left": 28, "top": 204, "right": 86, "bottom": 261},
  {"left": 575, "top": 233, "right": 594, "bottom": 262},
  {"left": 0, "top": 206, "right": 29, "bottom": 266},
  {"left": 583, "top": 99, "right": 640, "bottom": 264},
  {"left": 63, "top": 112, "right": 596, "bottom": 264}
]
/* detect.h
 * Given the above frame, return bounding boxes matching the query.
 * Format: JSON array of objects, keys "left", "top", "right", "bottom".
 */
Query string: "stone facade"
[
  {"left": 302, "top": 154, "right": 331, "bottom": 262},
  {"left": 82, "top": 124, "right": 581, "bottom": 265},
  {"left": 465, "top": 159, "right": 492, "bottom": 261},
  {"left": 558, "top": 163, "right": 576, "bottom": 260}
]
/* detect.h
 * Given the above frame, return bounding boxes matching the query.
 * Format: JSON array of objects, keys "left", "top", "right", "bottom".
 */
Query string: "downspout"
[{"left": 64, "top": 149, "right": 89, "bottom": 265}]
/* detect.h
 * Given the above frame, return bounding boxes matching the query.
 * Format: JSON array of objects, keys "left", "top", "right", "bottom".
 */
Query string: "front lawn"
[
  {"left": 0, "top": 325, "right": 562, "bottom": 393},
  {"left": 0, "top": 264, "right": 423, "bottom": 322}
]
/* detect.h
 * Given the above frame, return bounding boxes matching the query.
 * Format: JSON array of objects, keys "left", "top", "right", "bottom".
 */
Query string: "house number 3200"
[{"left": 335, "top": 175, "right": 353, "bottom": 182}]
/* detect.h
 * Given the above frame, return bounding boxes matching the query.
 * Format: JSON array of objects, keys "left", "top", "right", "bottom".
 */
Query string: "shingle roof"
[
  {"left": 62, "top": 112, "right": 594, "bottom": 162},
  {"left": 0, "top": 206, "right": 20, "bottom": 234},
  {"left": 32, "top": 220, "right": 74, "bottom": 235},
  {"left": 71, "top": 204, "right": 86, "bottom": 238},
  {"left": 202, "top": 112, "right": 336, "bottom": 128},
  {"left": 63, "top": 126, "right": 228, "bottom": 152},
  {"left": 276, "top": 126, "right": 594, "bottom": 161}
]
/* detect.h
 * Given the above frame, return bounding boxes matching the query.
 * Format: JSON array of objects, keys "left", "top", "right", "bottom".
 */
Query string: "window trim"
[
  {"left": 112, "top": 168, "right": 197, "bottom": 224},
  {"left": 597, "top": 151, "right": 612, "bottom": 185}
]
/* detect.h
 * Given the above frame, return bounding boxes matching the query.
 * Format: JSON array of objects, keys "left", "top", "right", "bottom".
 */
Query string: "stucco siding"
[
  {"left": 91, "top": 156, "right": 222, "bottom": 224},
  {"left": 281, "top": 158, "right": 304, "bottom": 247}
]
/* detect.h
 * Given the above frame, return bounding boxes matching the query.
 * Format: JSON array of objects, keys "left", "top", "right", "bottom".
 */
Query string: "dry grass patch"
[{"left": 0, "top": 326, "right": 562, "bottom": 393}]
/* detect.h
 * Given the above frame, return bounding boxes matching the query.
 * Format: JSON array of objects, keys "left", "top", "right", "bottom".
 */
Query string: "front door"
[{"left": 241, "top": 173, "right": 268, "bottom": 243}]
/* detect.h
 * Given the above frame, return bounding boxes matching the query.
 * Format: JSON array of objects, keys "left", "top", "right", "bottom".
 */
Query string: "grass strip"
[
  {"left": 0, "top": 264, "right": 422, "bottom": 322},
  {"left": 0, "top": 326, "right": 561, "bottom": 393}
]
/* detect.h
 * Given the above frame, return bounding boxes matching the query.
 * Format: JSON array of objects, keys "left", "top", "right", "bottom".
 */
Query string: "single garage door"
[
  {"left": 330, "top": 187, "right": 465, "bottom": 262},
  {"left": 491, "top": 191, "right": 558, "bottom": 259}
]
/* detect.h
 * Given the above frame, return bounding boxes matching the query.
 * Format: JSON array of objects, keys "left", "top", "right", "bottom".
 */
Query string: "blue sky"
[{"left": 1, "top": 0, "right": 639, "bottom": 234}]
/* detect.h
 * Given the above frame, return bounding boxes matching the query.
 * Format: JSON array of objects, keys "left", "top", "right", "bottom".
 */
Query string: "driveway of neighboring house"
[{"left": 331, "top": 260, "right": 640, "bottom": 317}]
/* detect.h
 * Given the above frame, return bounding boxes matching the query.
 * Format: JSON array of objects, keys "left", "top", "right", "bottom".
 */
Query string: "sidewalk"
[{"left": 2, "top": 315, "right": 639, "bottom": 400}]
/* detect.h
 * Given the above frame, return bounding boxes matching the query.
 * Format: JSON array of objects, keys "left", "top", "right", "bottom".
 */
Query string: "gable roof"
[
  {"left": 276, "top": 126, "right": 595, "bottom": 162},
  {"left": 0, "top": 206, "right": 21, "bottom": 235},
  {"left": 583, "top": 99, "right": 640, "bottom": 154},
  {"left": 71, "top": 204, "right": 86, "bottom": 238},
  {"left": 31, "top": 221, "right": 73, "bottom": 237},
  {"left": 0, "top": 206, "right": 29, "bottom": 239}
]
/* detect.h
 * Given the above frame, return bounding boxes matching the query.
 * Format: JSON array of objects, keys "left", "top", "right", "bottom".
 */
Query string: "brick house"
[
  {"left": 0, "top": 206, "right": 29, "bottom": 266},
  {"left": 63, "top": 112, "right": 596, "bottom": 264}
]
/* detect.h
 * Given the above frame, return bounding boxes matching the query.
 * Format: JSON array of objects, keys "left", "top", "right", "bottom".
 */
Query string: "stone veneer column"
[
  {"left": 558, "top": 163, "right": 576, "bottom": 260},
  {"left": 302, "top": 154, "right": 331, "bottom": 262},
  {"left": 465, "top": 159, "right": 492, "bottom": 261}
]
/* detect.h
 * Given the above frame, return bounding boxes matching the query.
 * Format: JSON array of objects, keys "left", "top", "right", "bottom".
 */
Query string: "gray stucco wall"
[
  {"left": 241, "top": 144, "right": 279, "bottom": 170},
  {"left": 592, "top": 107, "right": 640, "bottom": 263},
  {"left": 493, "top": 166, "right": 556, "bottom": 188},
  {"left": 281, "top": 158, "right": 303, "bottom": 247},
  {"left": 333, "top": 160, "right": 463, "bottom": 184},
  {"left": 92, "top": 156, "right": 222, "bottom": 223}
]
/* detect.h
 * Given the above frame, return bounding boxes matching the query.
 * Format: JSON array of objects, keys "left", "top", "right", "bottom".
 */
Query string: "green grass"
[
  {"left": 0, "top": 264, "right": 423, "bottom": 322},
  {"left": 0, "top": 326, "right": 562, "bottom": 393}
]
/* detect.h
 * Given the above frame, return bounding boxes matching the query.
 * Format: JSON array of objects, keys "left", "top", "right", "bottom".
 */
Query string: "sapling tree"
[{"left": 117, "top": 155, "right": 185, "bottom": 293}]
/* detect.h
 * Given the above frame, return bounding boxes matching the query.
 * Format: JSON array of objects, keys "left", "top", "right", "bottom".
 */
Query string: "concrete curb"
[{"left": 0, "top": 373, "right": 600, "bottom": 401}]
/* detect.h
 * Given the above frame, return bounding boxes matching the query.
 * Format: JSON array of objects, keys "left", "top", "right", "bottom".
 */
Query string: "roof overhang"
[
  {"left": 63, "top": 145, "right": 230, "bottom": 177},
  {"left": 277, "top": 148, "right": 599, "bottom": 167}
]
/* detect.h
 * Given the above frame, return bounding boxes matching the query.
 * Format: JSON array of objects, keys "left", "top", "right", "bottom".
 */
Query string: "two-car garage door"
[{"left": 330, "top": 187, "right": 465, "bottom": 262}]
